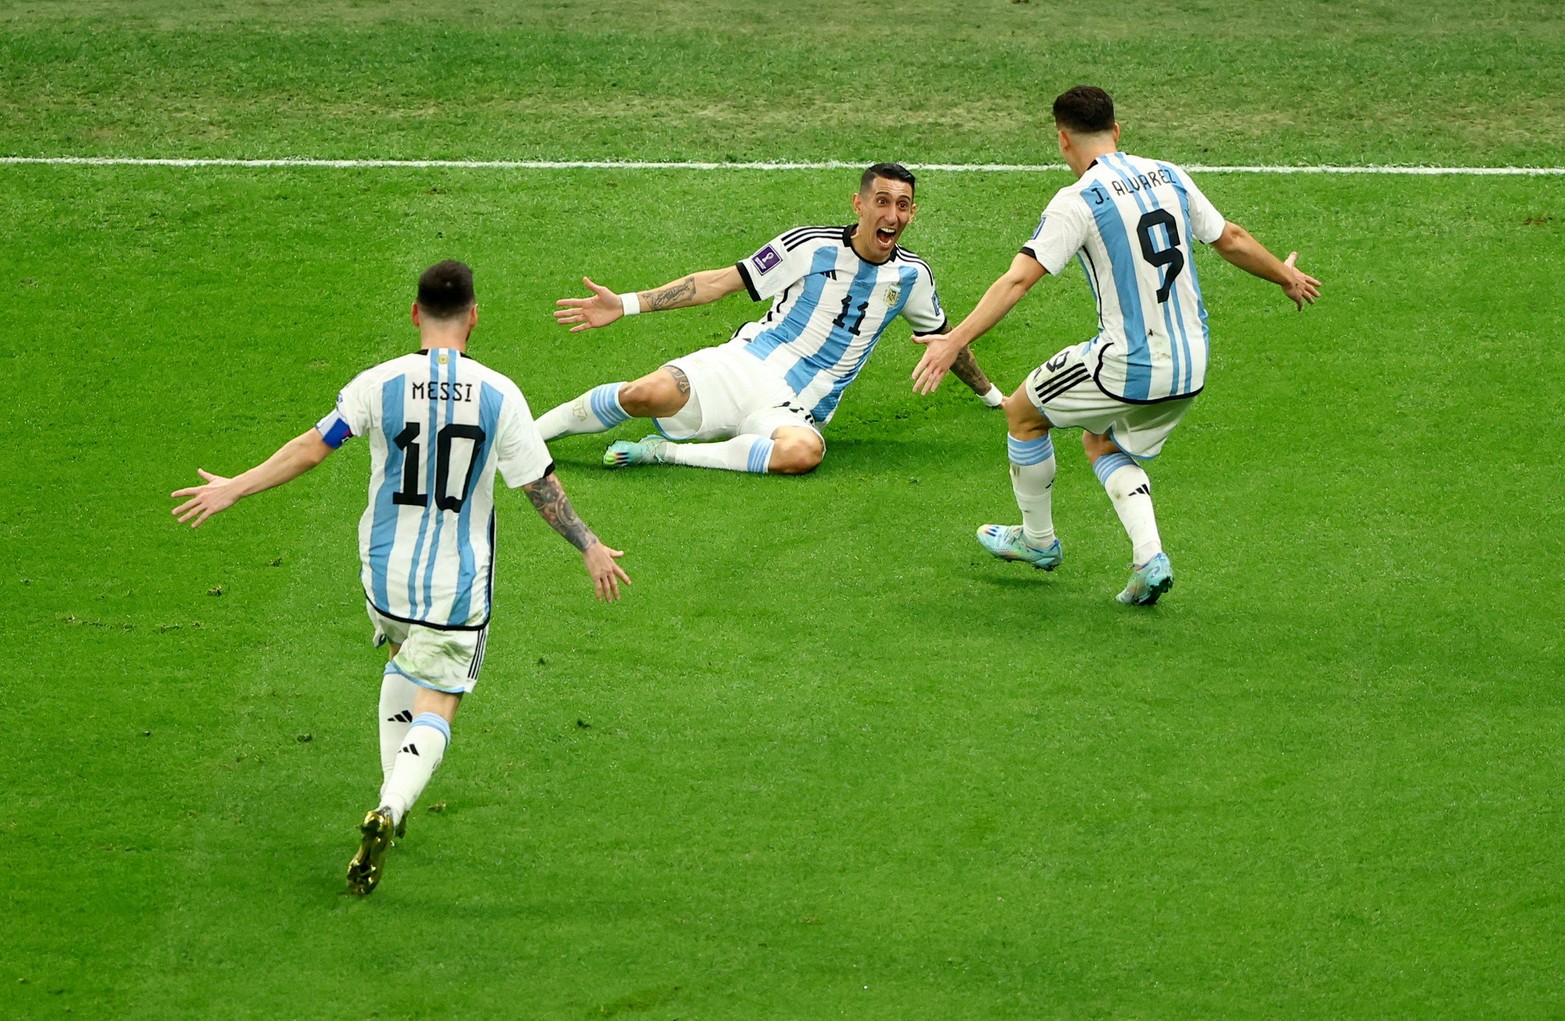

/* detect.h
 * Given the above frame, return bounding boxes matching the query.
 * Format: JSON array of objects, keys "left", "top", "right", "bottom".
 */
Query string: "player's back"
[
  {"left": 1030, "top": 152, "right": 1226, "bottom": 402},
  {"left": 334, "top": 349, "right": 551, "bottom": 629}
]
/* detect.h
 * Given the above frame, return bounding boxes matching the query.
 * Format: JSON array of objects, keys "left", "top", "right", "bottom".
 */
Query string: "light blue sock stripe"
[
  {"left": 747, "top": 438, "right": 775, "bottom": 474},
  {"left": 588, "top": 384, "right": 630, "bottom": 427},
  {"left": 1007, "top": 434, "right": 1054, "bottom": 466},
  {"left": 1093, "top": 452, "right": 1136, "bottom": 486},
  {"left": 408, "top": 711, "right": 452, "bottom": 745}
]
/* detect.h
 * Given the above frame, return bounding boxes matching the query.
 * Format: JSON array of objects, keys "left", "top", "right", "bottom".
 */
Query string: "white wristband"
[
  {"left": 618, "top": 292, "right": 641, "bottom": 316},
  {"left": 980, "top": 384, "right": 1004, "bottom": 407}
]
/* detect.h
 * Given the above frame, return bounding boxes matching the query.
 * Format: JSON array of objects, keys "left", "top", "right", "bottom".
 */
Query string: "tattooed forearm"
[
  {"left": 523, "top": 472, "right": 598, "bottom": 552},
  {"left": 667, "top": 365, "right": 691, "bottom": 396},
  {"left": 646, "top": 275, "right": 697, "bottom": 311},
  {"left": 949, "top": 343, "right": 994, "bottom": 396}
]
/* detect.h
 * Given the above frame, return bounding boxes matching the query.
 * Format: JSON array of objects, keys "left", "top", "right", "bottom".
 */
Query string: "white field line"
[{"left": 2, "top": 156, "right": 1564, "bottom": 175}]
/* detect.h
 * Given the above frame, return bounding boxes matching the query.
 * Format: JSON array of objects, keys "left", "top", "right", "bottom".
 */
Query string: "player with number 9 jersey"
[
  {"left": 1023, "top": 152, "right": 1226, "bottom": 404},
  {"left": 318, "top": 348, "right": 553, "bottom": 630},
  {"left": 910, "top": 86, "right": 1320, "bottom": 606}
]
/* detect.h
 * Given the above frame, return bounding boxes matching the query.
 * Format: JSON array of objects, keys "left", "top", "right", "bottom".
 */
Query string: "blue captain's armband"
[{"left": 315, "top": 408, "right": 354, "bottom": 449}]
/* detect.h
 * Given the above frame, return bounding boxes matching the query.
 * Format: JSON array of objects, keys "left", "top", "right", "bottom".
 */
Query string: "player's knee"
[
  {"left": 767, "top": 434, "right": 823, "bottom": 475},
  {"left": 1082, "top": 430, "right": 1120, "bottom": 461},
  {"left": 1003, "top": 392, "right": 1048, "bottom": 438},
  {"left": 618, "top": 371, "right": 687, "bottom": 418}
]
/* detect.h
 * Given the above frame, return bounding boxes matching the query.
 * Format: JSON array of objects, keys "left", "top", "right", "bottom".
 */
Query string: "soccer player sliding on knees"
[{"left": 538, "top": 163, "right": 1005, "bottom": 477}]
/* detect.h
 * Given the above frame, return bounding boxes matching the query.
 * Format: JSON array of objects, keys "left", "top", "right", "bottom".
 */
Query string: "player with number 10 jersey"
[{"left": 320, "top": 349, "right": 552, "bottom": 630}]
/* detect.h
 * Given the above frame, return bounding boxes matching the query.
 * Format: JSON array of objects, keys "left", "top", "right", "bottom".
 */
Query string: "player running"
[
  {"left": 537, "top": 162, "right": 1004, "bottom": 475},
  {"left": 913, "top": 86, "right": 1321, "bottom": 605},
  {"left": 172, "top": 261, "right": 630, "bottom": 894}
]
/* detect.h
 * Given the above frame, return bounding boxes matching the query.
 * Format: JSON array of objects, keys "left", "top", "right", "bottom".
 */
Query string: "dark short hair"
[
  {"left": 416, "top": 260, "right": 475, "bottom": 319},
  {"left": 1052, "top": 85, "right": 1116, "bottom": 134},
  {"left": 860, "top": 162, "right": 916, "bottom": 196}
]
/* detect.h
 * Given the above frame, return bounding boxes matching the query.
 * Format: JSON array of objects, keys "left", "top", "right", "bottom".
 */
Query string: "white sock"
[
  {"left": 663, "top": 435, "right": 774, "bottom": 473},
  {"left": 535, "top": 382, "right": 629, "bottom": 440},
  {"left": 1094, "top": 451, "right": 1162, "bottom": 565},
  {"left": 380, "top": 712, "right": 450, "bottom": 824},
  {"left": 1008, "top": 434, "right": 1057, "bottom": 547},
  {"left": 377, "top": 673, "right": 419, "bottom": 800}
]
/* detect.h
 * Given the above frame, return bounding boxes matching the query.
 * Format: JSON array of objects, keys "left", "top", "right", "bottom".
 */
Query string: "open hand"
[
  {"left": 554, "top": 277, "right": 625, "bottom": 332},
  {"left": 584, "top": 542, "right": 631, "bottom": 602},
  {"left": 911, "top": 336, "right": 964, "bottom": 395},
  {"left": 170, "top": 469, "right": 237, "bottom": 528}
]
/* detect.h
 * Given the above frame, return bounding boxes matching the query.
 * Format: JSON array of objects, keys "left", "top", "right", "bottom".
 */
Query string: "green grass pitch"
[{"left": 3, "top": 2, "right": 1564, "bottom": 1018}]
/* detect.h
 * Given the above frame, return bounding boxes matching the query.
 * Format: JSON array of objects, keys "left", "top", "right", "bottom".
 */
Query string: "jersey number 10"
[{"left": 391, "top": 422, "right": 486, "bottom": 512}]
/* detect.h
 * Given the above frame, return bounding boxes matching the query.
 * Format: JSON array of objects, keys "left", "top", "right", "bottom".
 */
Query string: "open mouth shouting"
[{"left": 851, "top": 173, "right": 916, "bottom": 263}]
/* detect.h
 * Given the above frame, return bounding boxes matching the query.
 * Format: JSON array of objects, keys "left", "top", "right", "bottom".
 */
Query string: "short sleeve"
[
  {"left": 1181, "top": 173, "right": 1227, "bottom": 245},
  {"left": 493, "top": 386, "right": 554, "bottom": 489},
  {"left": 901, "top": 263, "right": 949, "bottom": 335},
  {"left": 315, "top": 408, "right": 353, "bottom": 448},
  {"left": 736, "top": 229, "right": 821, "bottom": 302},
  {"left": 319, "top": 371, "right": 375, "bottom": 448},
  {"left": 1020, "top": 192, "right": 1088, "bottom": 277}
]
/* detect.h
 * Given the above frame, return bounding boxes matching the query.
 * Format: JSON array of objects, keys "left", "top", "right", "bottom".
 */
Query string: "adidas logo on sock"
[
  {"left": 399, "top": 743, "right": 421, "bottom": 756},
  {"left": 1130, "top": 483, "right": 1151, "bottom": 497},
  {"left": 387, "top": 710, "right": 414, "bottom": 723}
]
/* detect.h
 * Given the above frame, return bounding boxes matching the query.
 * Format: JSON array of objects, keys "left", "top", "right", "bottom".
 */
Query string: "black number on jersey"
[
  {"left": 391, "top": 422, "right": 487, "bottom": 511},
  {"left": 1136, "top": 208, "right": 1186, "bottom": 304},
  {"left": 392, "top": 423, "right": 424, "bottom": 506},
  {"left": 832, "top": 293, "right": 870, "bottom": 335}
]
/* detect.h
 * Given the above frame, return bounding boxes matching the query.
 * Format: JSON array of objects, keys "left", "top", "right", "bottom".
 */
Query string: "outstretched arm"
[
  {"left": 171, "top": 428, "right": 334, "bottom": 528},
  {"left": 915, "top": 323, "right": 1004, "bottom": 406},
  {"left": 554, "top": 267, "right": 747, "bottom": 333},
  {"left": 521, "top": 471, "right": 631, "bottom": 602},
  {"left": 912, "top": 253, "right": 1048, "bottom": 395},
  {"left": 1211, "top": 222, "right": 1322, "bottom": 310}
]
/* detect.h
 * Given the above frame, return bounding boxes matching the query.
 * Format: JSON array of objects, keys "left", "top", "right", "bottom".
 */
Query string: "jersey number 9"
[{"left": 1136, "top": 209, "right": 1185, "bottom": 304}]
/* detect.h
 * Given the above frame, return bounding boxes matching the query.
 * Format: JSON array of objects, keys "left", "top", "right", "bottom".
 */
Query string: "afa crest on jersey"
[{"left": 883, "top": 286, "right": 899, "bottom": 306}]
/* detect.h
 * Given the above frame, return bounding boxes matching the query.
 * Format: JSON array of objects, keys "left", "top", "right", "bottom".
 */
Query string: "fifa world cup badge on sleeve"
[{"left": 753, "top": 245, "right": 781, "bottom": 274}]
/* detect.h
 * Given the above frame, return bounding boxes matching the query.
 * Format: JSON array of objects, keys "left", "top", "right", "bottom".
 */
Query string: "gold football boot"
[{"left": 345, "top": 807, "right": 395, "bottom": 895}]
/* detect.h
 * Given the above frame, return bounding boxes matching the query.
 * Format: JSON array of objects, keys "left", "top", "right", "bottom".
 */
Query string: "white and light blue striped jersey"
[
  {"left": 733, "top": 225, "right": 949, "bottom": 425},
  {"left": 315, "top": 348, "right": 553, "bottom": 630},
  {"left": 1023, "top": 152, "right": 1227, "bottom": 403}
]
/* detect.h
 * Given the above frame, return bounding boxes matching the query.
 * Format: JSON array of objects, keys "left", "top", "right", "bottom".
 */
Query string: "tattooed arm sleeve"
[
  {"left": 521, "top": 471, "right": 599, "bottom": 552},
  {"left": 928, "top": 322, "right": 998, "bottom": 397},
  {"left": 630, "top": 266, "right": 747, "bottom": 311}
]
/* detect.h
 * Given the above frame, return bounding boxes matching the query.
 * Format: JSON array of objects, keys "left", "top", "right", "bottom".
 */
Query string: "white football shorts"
[
  {"left": 368, "top": 602, "right": 488, "bottom": 695},
  {"left": 1023, "top": 341, "right": 1194, "bottom": 460},
  {"left": 657, "top": 340, "right": 825, "bottom": 445}
]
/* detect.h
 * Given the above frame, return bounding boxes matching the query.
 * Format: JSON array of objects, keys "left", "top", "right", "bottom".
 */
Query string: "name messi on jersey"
[
  {"left": 1092, "top": 168, "right": 1178, "bottom": 204},
  {"left": 410, "top": 380, "right": 475, "bottom": 402}
]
